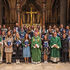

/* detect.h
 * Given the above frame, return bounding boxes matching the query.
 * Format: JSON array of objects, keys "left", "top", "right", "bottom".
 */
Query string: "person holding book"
[
  {"left": 14, "top": 32, "right": 21, "bottom": 64},
  {"left": 42, "top": 34, "right": 49, "bottom": 63},
  {"left": 5, "top": 31, "right": 13, "bottom": 64},
  {"left": 22, "top": 33, "right": 30, "bottom": 63}
]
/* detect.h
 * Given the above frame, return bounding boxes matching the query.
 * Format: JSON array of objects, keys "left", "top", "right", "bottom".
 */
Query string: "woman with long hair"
[{"left": 22, "top": 33, "right": 31, "bottom": 63}]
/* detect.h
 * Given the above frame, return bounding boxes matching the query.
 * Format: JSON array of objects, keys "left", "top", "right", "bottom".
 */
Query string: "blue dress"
[{"left": 23, "top": 40, "right": 30, "bottom": 57}]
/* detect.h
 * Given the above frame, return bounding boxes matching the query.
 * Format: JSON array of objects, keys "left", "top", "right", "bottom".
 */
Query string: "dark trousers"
[
  {"left": 62, "top": 51, "right": 69, "bottom": 62},
  {"left": 16, "top": 46, "right": 20, "bottom": 59}
]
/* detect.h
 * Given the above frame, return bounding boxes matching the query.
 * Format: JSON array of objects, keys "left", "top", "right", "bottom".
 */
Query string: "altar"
[{"left": 20, "top": 3, "right": 42, "bottom": 28}]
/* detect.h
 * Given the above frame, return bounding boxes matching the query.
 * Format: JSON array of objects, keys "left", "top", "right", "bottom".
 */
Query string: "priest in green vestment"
[
  {"left": 31, "top": 30, "right": 42, "bottom": 63},
  {"left": 0, "top": 35, "right": 3, "bottom": 63},
  {"left": 50, "top": 32, "right": 61, "bottom": 63}
]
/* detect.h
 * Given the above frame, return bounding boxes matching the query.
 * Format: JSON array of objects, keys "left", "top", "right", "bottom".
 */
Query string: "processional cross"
[{"left": 26, "top": 7, "right": 37, "bottom": 25}]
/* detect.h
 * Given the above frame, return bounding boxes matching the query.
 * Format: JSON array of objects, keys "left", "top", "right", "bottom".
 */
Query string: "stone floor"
[{"left": 0, "top": 63, "right": 70, "bottom": 70}]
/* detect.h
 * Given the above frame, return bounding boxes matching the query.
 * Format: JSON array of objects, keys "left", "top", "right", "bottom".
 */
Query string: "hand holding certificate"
[
  {"left": 16, "top": 40, "right": 21, "bottom": 45},
  {"left": 25, "top": 40, "right": 29, "bottom": 47},
  {"left": 43, "top": 41, "right": 48, "bottom": 47}
]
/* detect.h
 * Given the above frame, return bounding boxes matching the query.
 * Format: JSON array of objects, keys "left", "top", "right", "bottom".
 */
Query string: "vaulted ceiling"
[{"left": 5, "top": 0, "right": 52, "bottom": 11}]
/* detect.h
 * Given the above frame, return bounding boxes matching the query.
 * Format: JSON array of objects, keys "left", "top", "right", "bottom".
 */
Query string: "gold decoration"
[{"left": 26, "top": 7, "right": 37, "bottom": 25}]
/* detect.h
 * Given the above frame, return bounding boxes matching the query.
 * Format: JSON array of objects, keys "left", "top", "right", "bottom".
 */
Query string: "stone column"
[
  {"left": 37, "top": 13, "right": 40, "bottom": 23},
  {"left": 0, "top": 0, "right": 2, "bottom": 25},
  {"left": 23, "top": 14, "right": 25, "bottom": 24},
  {"left": 17, "top": 0, "right": 21, "bottom": 26},
  {"left": 69, "top": 0, "right": 70, "bottom": 24},
  {"left": 67, "top": 0, "right": 70, "bottom": 24},
  {"left": 60, "top": 0, "right": 67, "bottom": 26},
  {"left": 42, "top": 0, "right": 46, "bottom": 27}
]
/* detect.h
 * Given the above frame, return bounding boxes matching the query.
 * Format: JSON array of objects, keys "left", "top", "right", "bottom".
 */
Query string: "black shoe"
[
  {"left": 52, "top": 62, "right": 58, "bottom": 64},
  {"left": 7, "top": 62, "right": 9, "bottom": 64},
  {"left": 8, "top": 62, "right": 11, "bottom": 64}
]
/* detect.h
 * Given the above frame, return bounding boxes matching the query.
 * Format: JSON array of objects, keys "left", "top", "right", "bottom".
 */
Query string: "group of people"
[{"left": 0, "top": 23, "right": 70, "bottom": 64}]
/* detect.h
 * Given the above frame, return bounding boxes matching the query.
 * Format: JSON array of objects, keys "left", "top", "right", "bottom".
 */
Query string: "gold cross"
[{"left": 26, "top": 7, "right": 37, "bottom": 25}]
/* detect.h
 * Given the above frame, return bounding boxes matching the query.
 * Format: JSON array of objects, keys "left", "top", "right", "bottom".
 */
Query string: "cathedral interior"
[
  {"left": 0, "top": 0, "right": 70, "bottom": 28},
  {"left": 0, "top": 1, "right": 70, "bottom": 70}
]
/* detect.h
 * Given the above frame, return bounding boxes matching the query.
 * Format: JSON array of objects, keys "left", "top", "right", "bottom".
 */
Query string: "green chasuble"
[
  {"left": 0, "top": 36, "right": 2, "bottom": 57},
  {"left": 50, "top": 36, "right": 61, "bottom": 62},
  {"left": 31, "top": 36, "right": 42, "bottom": 62}
]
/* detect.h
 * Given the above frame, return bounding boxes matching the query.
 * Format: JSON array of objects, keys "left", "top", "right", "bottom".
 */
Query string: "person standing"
[
  {"left": 50, "top": 32, "right": 61, "bottom": 63},
  {"left": 66, "top": 26, "right": 69, "bottom": 35},
  {"left": 61, "top": 34, "right": 69, "bottom": 62},
  {"left": 2, "top": 25, "right": 7, "bottom": 33},
  {"left": 31, "top": 30, "right": 42, "bottom": 64},
  {"left": 15, "top": 32, "right": 21, "bottom": 64},
  {"left": 42, "top": 34, "right": 49, "bottom": 63},
  {"left": 0, "top": 35, "right": 3, "bottom": 63},
  {"left": 19, "top": 27, "right": 26, "bottom": 40},
  {"left": 41, "top": 28, "right": 46, "bottom": 40},
  {"left": 5, "top": 31, "right": 13, "bottom": 64},
  {"left": 22, "top": 33, "right": 30, "bottom": 63},
  {"left": 59, "top": 24, "right": 64, "bottom": 33},
  {"left": 68, "top": 30, "right": 70, "bottom": 62},
  {"left": 14, "top": 23, "right": 20, "bottom": 33},
  {"left": 2, "top": 31, "right": 6, "bottom": 61}
]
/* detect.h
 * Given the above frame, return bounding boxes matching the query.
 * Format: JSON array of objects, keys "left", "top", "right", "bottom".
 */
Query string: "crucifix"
[{"left": 26, "top": 7, "right": 38, "bottom": 25}]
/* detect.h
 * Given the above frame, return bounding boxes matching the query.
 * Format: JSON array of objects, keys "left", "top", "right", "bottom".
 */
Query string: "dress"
[{"left": 23, "top": 39, "right": 30, "bottom": 57}]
